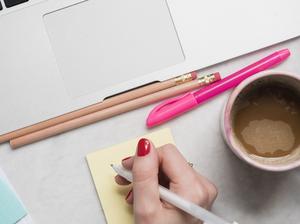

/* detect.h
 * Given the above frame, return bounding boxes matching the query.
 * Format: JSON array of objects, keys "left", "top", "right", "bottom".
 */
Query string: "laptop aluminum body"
[{"left": 1, "top": 0, "right": 300, "bottom": 134}]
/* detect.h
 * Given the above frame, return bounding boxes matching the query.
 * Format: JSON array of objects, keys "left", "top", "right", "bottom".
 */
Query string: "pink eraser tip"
[
  {"left": 191, "top": 71, "right": 198, "bottom": 79},
  {"left": 213, "top": 72, "right": 221, "bottom": 81}
]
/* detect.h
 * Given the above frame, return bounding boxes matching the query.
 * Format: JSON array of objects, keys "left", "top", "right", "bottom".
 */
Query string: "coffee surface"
[{"left": 233, "top": 84, "right": 300, "bottom": 157}]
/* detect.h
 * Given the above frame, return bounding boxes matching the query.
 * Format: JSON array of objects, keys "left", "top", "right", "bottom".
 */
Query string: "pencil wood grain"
[
  {"left": 10, "top": 74, "right": 219, "bottom": 149},
  {"left": 0, "top": 73, "right": 195, "bottom": 143}
]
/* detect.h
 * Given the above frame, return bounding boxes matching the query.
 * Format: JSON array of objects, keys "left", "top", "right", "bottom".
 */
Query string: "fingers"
[
  {"left": 158, "top": 144, "right": 195, "bottom": 184},
  {"left": 196, "top": 176, "right": 218, "bottom": 209},
  {"left": 122, "top": 156, "right": 134, "bottom": 170},
  {"left": 157, "top": 144, "right": 218, "bottom": 209},
  {"left": 132, "top": 138, "right": 162, "bottom": 221},
  {"left": 114, "top": 175, "right": 131, "bottom": 185},
  {"left": 114, "top": 141, "right": 218, "bottom": 214},
  {"left": 119, "top": 143, "right": 194, "bottom": 185},
  {"left": 114, "top": 157, "right": 133, "bottom": 186},
  {"left": 125, "top": 189, "right": 133, "bottom": 204}
]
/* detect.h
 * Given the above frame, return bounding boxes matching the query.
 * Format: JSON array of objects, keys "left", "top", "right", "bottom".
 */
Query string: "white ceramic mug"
[{"left": 221, "top": 70, "right": 300, "bottom": 172}]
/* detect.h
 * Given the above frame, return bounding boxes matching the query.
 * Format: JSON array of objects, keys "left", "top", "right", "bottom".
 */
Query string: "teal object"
[{"left": 0, "top": 178, "right": 27, "bottom": 224}]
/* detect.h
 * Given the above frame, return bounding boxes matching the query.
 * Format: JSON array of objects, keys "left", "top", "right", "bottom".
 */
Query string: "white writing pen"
[{"left": 111, "top": 164, "right": 238, "bottom": 224}]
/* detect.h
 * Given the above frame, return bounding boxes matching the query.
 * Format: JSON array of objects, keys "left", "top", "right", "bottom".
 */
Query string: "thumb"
[{"left": 132, "top": 138, "right": 161, "bottom": 217}]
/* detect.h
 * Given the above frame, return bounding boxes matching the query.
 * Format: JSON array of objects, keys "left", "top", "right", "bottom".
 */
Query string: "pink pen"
[{"left": 147, "top": 49, "right": 291, "bottom": 128}]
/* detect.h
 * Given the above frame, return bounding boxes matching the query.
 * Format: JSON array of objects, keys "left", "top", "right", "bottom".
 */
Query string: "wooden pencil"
[
  {"left": 0, "top": 73, "right": 197, "bottom": 143},
  {"left": 10, "top": 73, "right": 220, "bottom": 149}
]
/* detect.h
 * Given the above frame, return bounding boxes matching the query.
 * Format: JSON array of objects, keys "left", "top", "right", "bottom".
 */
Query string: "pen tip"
[{"left": 110, "top": 164, "right": 117, "bottom": 173}]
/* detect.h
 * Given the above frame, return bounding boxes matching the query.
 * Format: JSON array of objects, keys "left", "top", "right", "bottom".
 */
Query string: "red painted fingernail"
[
  {"left": 125, "top": 190, "right": 132, "bottom": 200},
  {"left": 122, "top": 156, "right": 131, "bottom": 162},
  {"left": 137, "top": 138, "right": 151, "bottom": 157}
]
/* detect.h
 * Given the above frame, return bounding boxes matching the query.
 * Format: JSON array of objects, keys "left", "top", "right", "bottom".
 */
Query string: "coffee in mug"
[{"left": 222, "top": 71, "right": 300, "bottom": 171}]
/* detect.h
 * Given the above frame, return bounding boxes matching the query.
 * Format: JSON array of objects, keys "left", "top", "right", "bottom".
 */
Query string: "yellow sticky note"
[{"left": 86, "top": 128, "right": 175, "bottom": 224}]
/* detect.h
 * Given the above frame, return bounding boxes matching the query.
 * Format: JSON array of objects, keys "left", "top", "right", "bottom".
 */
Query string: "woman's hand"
[{"left": 114, "top": 138, "right": 218, "bottom": 224}]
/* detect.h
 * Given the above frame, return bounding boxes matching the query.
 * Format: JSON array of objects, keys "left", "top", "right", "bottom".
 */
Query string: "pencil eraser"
[
  {"left": 214, "top": 72, "right": 221, "bottom": 81},
  {"left": 191, "top": 71, "right": 198, "bottom": 80}
]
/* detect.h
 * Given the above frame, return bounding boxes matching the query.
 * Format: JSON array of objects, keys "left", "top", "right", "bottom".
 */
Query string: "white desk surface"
[{"left": 1, "top": 38, "right": 300, "bottom": 224}]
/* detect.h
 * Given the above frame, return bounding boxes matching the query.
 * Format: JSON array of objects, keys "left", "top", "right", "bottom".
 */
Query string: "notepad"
[
  {"left": 86, "top": 128, "right": 175, "bottom": 224},
  {"left": 0, "top": 169, "right": 27, "bottom": 224}
]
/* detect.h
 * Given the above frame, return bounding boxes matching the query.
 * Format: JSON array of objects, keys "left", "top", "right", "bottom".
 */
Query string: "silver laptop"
[{"left": 1, "top": 0, "right": 300, "bottom": 135}]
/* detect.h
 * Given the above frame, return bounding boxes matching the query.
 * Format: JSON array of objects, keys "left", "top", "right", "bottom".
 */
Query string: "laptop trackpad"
[{"left": 44, "top": 0, "right": 184, "bottom": 98}]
